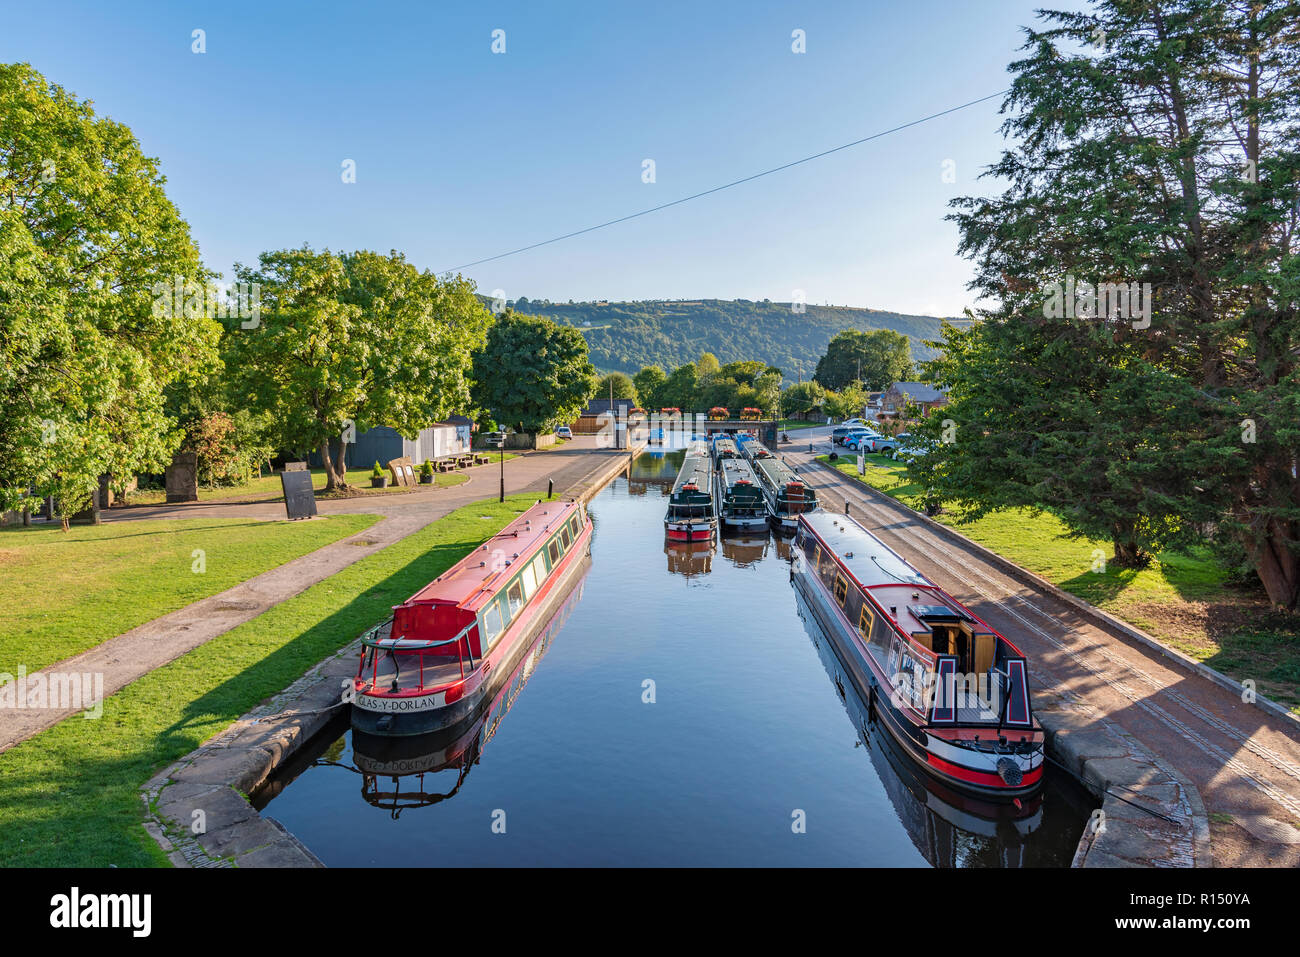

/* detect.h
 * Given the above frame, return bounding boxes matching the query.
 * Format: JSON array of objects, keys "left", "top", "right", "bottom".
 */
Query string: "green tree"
[
  {"left": 782, "top": 381, "right": 829, "bottom": 418},
  {"left": 632, "top": 365, "right": 668, "bottom": 409},
  {"left": 696, "top": 351, "right": 721, "bottom": 385},
  {"left": 718, "top": 360, "right": 770, "bottom": 386},
  {"left": 595, "top": 371, "right": 639, "bottom": 406},
  {"left": 825, "top": 382, "right": 867, "bottom": 421},
  {"left": 660, "top": 362, "right": 700, "bottom": 411},
  {"left": 0, "top": 63, "right": 218, "bottom": 524},
  {"left": 939, "top": 0, "right": 1300, "bottom": 599},
  {"left": 229, "top": 247, "right": 489, "bottom": 490},
  {"left": 472, "top": 311, "right": 596, "bottom": 433},
  {"left": 814, "top": 329, "right": 913, "bottom": 391}
]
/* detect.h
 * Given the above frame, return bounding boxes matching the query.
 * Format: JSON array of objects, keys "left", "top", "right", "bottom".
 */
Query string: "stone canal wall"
[
  {"left": 141, "top": 444, "right": 644, "bottom": 867},
  {"left": 807, "top": 459, "right": 1215, "bottom": 868}
]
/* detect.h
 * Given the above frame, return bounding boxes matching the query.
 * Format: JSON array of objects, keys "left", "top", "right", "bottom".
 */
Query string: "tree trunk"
[
  {"left": 319, "top": 436, "right": 352, "bottom": 491},
  {"left": 1246, "top": 524, "right": 1299, "bottom": 611},
  {"left": 1111, "top": 525, "right": 1150, "bottom": 570}
]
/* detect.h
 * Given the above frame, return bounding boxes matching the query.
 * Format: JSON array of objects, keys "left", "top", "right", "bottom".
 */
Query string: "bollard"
[
  {"left": 547, "top": 479, "right": 553, "bottom": 500},
  {"left": 845, "top": 500, "right": 851, "bottom": 516}
]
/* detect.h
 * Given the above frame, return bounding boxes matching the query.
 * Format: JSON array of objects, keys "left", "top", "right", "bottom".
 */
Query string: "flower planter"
[
  {"left": 419, "top": 474, "right": 434, "bottom": 485},
  {"left": 371, "top": 476, "right": 388, "bottom": 488}
]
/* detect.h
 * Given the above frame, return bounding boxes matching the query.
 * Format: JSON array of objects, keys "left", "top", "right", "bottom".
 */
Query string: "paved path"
[
  {"left": 0, "top": 438, "right": 630, "bottom": 753},
  {"left": 785, "top": 429, "right": 1300, "bottom": 867}
]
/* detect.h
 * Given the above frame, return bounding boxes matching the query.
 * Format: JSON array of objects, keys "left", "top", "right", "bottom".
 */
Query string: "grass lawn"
[
  {"left": 0, "top": 514, "right": 379, "bottom": 674},
  {"left": 817, "top": 452, "right": 1300, "bottom": 713},
  {"left": 778, "top": 418, "right": 824, "bottom": 431},
  {"left": 0, "top": 494, "right": 540, "bottom": 867},
  {"left": 121, "top": 467, "right": 468, "bottom": 507}
]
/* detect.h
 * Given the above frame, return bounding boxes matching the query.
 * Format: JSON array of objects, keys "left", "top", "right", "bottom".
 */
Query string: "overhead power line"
[{"left": 440, "top": 89, "right": 1009, "bottom": 274}]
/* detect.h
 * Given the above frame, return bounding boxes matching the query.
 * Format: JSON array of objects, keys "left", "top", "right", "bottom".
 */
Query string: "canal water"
[{"left": 255, "top": 450, "right": 1094, "bottom": 866}]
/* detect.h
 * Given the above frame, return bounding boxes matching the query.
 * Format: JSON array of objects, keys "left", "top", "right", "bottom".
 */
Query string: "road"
[{"left": 782, "top": 426, "right": 1300, "bottom": 867}]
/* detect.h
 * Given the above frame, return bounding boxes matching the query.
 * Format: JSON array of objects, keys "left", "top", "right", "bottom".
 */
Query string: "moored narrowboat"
[
  {"left": 791, "top": 511, "right": 1044, "bottom": 798},
  {"left": 735, "top": 433, "right": 772, "bottom": 463},
  {"left": 351, "top": 499, "right": 592, "bottom": 736},
  {"left": 710, "top": 435, "right": 740, "bottom": 465},
  {"left": 351, "top": 557, "right": 589, "bottom": 812},
  {"left": 714, "top": 456, "right": 768, "bottom": 531},
  {"left": 665, "top": 441, "right": 717, "bottom": 542},
  {"left": 752, "top": 455, "right": 817, "bottom": 531}
]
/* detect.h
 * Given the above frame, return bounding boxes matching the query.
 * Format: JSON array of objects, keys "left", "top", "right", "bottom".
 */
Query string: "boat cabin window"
[
  {"left": 833, "top": 573, "right": 849, "bottom": 607},
  {"left": 506, "top": 581, "right": 525, "bottom": 618},
  {"left": 561, "top": 526, "right": 572, "bottom": 549},
  {"left": 868, "top": 605, "right": 899, "bottom": 657},
  {"left": 530, "top": 555, "right": 547, "bottom": 588},
  {"left": 481, "top": 602, "right": 505, "bottom": 647},
  {"left": 817, "top": 547, "right": 838, "bottom": 588},
  {"left": 548, "top": 539, "right": 561, "bottom": 565},
  {"left": 858, "top": 604, "right": 874, "bottom": 640},
  {"left": 569, "top": 515, "right": 582, "bottom": 538},
  {"left": 521, "top": 563, "right": 538, "bottom": 599}
]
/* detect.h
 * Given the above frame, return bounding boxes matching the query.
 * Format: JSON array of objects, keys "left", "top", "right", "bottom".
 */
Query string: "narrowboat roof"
[
  {"left": 720, "top": 457, "right": 760, "bottom": 487},
  {"left": 753, "top": 455, "right": 805, "bottom": 487},
  {"left": 672, "top": 444, "right": 712, "bottom": 494},
  {"left": 801, "top": 510, "right": 929, "bottom": 590},
  {"left": 404, "top": 500, "right": 583, "bottom": 612}
]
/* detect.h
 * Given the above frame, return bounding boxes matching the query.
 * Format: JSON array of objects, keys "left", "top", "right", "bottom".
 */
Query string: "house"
[
  {"left": 571, "top": 397, "right": 636, "bottom": 435},
  {"left": 880, "top": 382, "right": 949, "bottom": 418},
  {"left": 310, "top": 420, "right": 472, "bottom": 470}
]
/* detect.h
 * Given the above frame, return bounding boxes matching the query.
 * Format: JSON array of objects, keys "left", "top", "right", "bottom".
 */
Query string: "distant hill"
[{"left": 486, "top": 297, "right": 958, "bottom": 381}]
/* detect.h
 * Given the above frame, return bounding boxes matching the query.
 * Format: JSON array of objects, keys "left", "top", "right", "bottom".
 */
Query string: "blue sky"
[{"left": 2, "top": 0, "right": 1061, "bottom": 316}]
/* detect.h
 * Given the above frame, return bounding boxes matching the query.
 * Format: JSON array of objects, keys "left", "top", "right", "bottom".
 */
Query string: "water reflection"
[
  {"left": 626, "top": 451, "right": 678, "bottom": 496},
  {"left": 793, "top": 585, "right": 1088, "bottom": 867},
  {"left": 665, "top": 540, "right": 714, "bottom": 578},
  {"left": 720, "top": 531, "right": 769, "bottom": 567}
]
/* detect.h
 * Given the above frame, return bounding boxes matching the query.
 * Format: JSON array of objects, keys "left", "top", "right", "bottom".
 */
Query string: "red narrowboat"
[
  {"left": 792, "top": 511, "right": 1044, "bottom": 798},
  {"left": 352, "top": 499, "right": 592, "bottom": 736}
]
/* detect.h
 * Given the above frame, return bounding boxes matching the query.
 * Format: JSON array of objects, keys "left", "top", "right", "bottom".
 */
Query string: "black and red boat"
[
  {"left": 664, "top": 440, "right": 716, "bottom": 542},
  {"left": 351, "top": 499, "right": 592, "bottom": 736},
  {"left": 792, "top": 511, "right": 1044, "bottom": 798}
]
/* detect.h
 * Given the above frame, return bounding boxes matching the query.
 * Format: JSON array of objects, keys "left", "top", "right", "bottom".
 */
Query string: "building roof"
[
  {"left": 582, "top": 397, "right": 636, "bottom": 416},
  {"left": 886, "top": 382, "right": 948, "bottom": 403}
]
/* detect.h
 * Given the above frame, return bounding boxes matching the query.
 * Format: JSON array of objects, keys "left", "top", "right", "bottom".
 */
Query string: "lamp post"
[{"left": 499, "top": 434, "right": 505, "bottom": 503}]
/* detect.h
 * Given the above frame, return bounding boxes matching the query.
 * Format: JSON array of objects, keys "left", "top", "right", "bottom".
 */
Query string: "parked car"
[
  {"left": 866, "top": 433, "right": 899, "bottom": 454},
  {"left": 844, "top": 429, "right": 882, "bottom": 451},
  {"left": 831, "top": 426, "right": 852, "bottom": 445},
  {"left": 891, "top": 434, "right": 929, "bottom": 461},
  {"left": 841, "top": 418, "right": 870, "bottom": 429},
  {"left": 555, "top": 425, "right": 573, "bottom": 440}
]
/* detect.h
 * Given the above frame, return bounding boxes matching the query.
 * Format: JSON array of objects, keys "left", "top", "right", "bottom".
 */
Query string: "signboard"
[
  {"left": 387, "top": 457, "right": 416, "bottom": 487},
  {"left": 858, "top": 454, "right": 865, "bottom": 476},
  {"left": 283, "top": 461, "right": 308, "bottom": 472},
  {"left": 279, "top": 469, "right": 318, "bottom": 520}
]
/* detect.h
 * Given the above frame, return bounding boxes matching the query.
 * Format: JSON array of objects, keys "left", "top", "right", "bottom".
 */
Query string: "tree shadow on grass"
[{"left": 1058, "top": 566, "right": 1143, "bottom": 605}]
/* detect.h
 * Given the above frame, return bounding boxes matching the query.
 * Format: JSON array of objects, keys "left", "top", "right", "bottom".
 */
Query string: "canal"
[{"left": 254, "top": 450, "right": 1094, "bottom": 866}]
